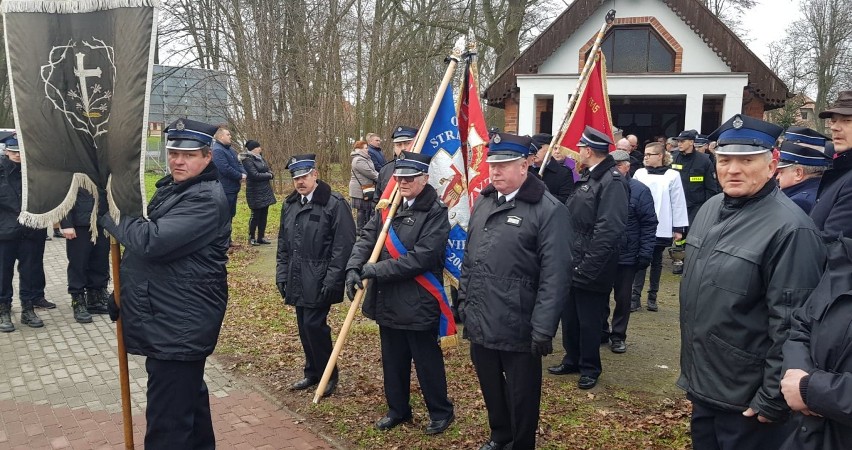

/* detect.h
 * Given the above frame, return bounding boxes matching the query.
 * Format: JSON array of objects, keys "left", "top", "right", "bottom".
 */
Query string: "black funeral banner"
[{"left": 3, "top": 0, "right": 159, "bottom": 228}]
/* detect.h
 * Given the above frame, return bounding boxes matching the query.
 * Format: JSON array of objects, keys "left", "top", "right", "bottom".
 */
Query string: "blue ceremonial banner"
[{"left": 422, "top": 86, "right": 469, "bottom": 285}]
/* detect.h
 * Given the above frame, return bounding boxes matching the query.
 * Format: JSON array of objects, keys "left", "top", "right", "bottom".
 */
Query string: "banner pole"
[
  {"left": 539, "top": 9, "right": 615, "bottom": 175},
  {"left": 313, "top": 37, "right": 466, "bottom": 404},
  {"left": 109, "top": 237, "right": 134, "bottom": 449}
]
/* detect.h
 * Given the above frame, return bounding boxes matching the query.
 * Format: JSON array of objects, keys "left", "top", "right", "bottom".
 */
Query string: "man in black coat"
[
  {"left": 527, "top": 133, "right": 574, "bottom": 203},
  {"left": 346, "top": 151, "right": 454, "bottom": 435},
  {"left": 458, "top": 133, "right": 572, "bottom": 450},
  {"left": 100, "top": 119, "right": 231, "bottom": 449},
  {"left": 374, "top": 126, "right": 417, "bottom": 201},
  {"left": 276, "top": 154, "right": 355, "bottom": 397},
  {"left": 549, "top": 126, "right": 628, "bottom": 390},
  {"left": 0, "top": 134, "right": 48, "bottom": 332},
  {"left": 776, "top": 139, "right": 830, "bottom": 214},
  {"left": 811, "top": 91, "right": 852, "bottom": 238}
]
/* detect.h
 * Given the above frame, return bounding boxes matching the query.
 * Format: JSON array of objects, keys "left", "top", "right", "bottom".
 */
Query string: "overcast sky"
[{"left": 735, "top": 0, "right": 802, "bottom": 63}]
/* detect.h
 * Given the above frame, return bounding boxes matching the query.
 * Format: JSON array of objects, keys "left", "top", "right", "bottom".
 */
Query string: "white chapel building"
[{"left": 484, "top": 0, "right": 789, "bottom": 144}]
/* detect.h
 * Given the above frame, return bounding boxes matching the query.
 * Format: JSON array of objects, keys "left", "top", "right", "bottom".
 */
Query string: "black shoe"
[
  {"left": 425, "top": 413, "right": 454, "bottom": 435},
  {"left": 478, "top": 440, "right": 509, "bottom": 450},
  {"left": 20, "top": 302, "right": 44, "bottom": 328},
  {"left": 547, "top": 364, "right": 579, "bottom": 375},
  {"left": 610, "top": 339, "right": 626, "bottom": 354},
  {"left": 249, "top": 238, "right": 260, "bottom": 246},
  {"left": 630, "top": 300, "right": 640, "bottom": 312},
  {"left": 0, "top": 303, "right": 14, "bottom": 333},
  {"left": 85, "top": 289, "right": 109, "bottom": 315},
  {"left": 647, "top": 302, "right": 658, "bottom": 312},
  {"left": 33, "top": 297, "right": 56, "bottom": 309},
  {"left": 289, "top": 377, "right": 319, "bottom": 391},
  {"left": 258, "top": 238, "right": 272, "bottom": 245},
  {"left": 321, "top": 379, "right": 338, "bottom": 398},
  {"left": 375, "top": 415, "right": 412, "bottom": 431},
  {"left": 578, "top": 375, "right": 598, "bottom": 390}
]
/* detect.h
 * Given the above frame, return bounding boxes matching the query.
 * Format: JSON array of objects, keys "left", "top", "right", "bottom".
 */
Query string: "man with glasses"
[
  {"left": 345, "top": 151, "right": 454, "bottom": 435},
  {"left": 811, "top": 91, "right": 852, "bottom": 237}
]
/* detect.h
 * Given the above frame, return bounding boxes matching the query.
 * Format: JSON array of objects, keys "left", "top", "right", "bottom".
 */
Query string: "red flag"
[
  {"left": 458, "top": 60, "right": 490, "bottom": 208},
  {"left": 559, "top": 52, "right": 615, "bottom": 156}
]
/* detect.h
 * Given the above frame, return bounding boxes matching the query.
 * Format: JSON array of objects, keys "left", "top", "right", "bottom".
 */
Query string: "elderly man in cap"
[
  {"left": 678, "top": 114, "right": 826, "bottom": 449},
  {"left": 549, "top": 126, "right": 628, "bottom": 390},
  {"left": 345, "top": 151, "right": 454, "bottom": 435},
  {"left": 100, "top": 118, "right": 231, "bottom": 448},
  {"left": 0, "top": 133, "right": 51, "bottom": 332},
  {"left": 776, "top": 127, "right": 831, "bottom": 214},
  {"left": 458, "top": 133, "right": 572, "bottom": 450},
  {"left": 374, "top": 125, "right": 417, "bottom": 202},
  {"left": 811, "top": 91, "right": 852, "bottom": 237},
  {"left": 276, "top": 154, "right": 355, "bottom": 397},
  {"left": 527, "top": 133, "right": 574, "bottom": 203}
]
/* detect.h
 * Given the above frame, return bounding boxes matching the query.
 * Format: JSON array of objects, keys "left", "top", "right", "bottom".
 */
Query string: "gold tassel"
[
  {"left": 376, "top": 198, "right": 391, "bottom": 210},
  {"left": 439, "top": 334, "right": 459, "bottom": 349}
]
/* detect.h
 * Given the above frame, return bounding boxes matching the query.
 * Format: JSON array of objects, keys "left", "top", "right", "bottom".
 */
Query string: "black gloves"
[
  {"left": 107, "top": 292, "right": 120, "bottom": 322},
  {"left": 637, "top": 257, "right": 651, "bottom": 271},
  {"left": 360, "top": 263, "right": 377, "bottom": 280},
  {"left": 531, "top": 330, "right": 553, "bottom": 356},
  {"left": 277, "top": 282, "right": 287, "bottom": 299},
  {"left": 345, "top": 269, "right": 363, "bottom": 300},
  {"left": 320, "top": 285, "right": 335, "bottom": 303}
]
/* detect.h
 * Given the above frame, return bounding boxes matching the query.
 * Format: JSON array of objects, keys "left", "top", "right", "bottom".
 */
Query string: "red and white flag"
[
  {"left": 458, "top": 58, "right": 490, "bottom": 208},
  {"left": 559, "top": 51, "right": 615, "bottom": 155}
]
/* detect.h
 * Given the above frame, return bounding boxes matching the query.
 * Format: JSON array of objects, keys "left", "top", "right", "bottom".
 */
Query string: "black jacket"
[
  {"left": 619, "top": 178, "right": 658, "bottom": 266},
  {"left": 671, "top": 149, "right": 719, "bottom": 220},
  {"left": 59, "top": 188, "right": 108, "bottom": 229},
  {"left": 100, "top": 163, "right": 231, "bottom": 361},
  {"left": 564, "top": 155, "right": 629, "bottom": 292},
  {"left": 458, "top": 175, "right": 572, "bottom": 352},
  {"left": 239, "top": 152, "right": 277, "bottom": 210},
  {"left": 374, "top": 157, "right": 396, "bottom": 201},
  {"left": 811, "top": 151, "right": 852, "bottom": 238},
  {"left": 678, "top": 183, "right": 826, "bottom": 421},
  {"left": 347, "top": 184, "right": 449, "bottom": 331},
  {"left": 276, "top": 180, "right": 355, "bottom": 307},
  {"left": 530, "top": 159, "right": 574, "bottom": 203},
  {"left": 781, "top": 237, "right": 852, "bottom": 450},
  {"left": 0, "top": 156, "right": 44, "bottom": 240}
]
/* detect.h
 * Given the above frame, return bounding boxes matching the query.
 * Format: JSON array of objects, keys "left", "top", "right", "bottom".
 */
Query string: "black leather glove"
[
  {"left": 320, "top": 285, "right": 337, "bottom": 303},
  {"left": 277, "top": 282, "right": 287, "bottom": 299},
  {"left": 637, "top": 257, "right": 651, "bottom": 271},
  {"left": 107, "top": 292, "right": 120, "bottom": 322},
  {"left": 531, "top": 330, "right": 553, "bottom": 357},
  {"left": 345, "top": 269, "right": 363, "bottom": 300},
  {"left": 360, "top": 263, "right": 377, "bottom": 280}
]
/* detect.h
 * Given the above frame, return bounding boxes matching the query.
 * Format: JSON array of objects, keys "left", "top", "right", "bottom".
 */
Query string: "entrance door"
[{"left": 609, "top": 96, "right": 685, "bottom": 145}]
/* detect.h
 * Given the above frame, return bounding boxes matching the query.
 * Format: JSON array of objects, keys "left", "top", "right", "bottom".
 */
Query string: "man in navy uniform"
[
  {"left": 527, "top": 133, "right": 574, "bottom": 203},
  {"left": 346, "top": 151, "right": 454, "bottom": 435},
  {"left": 276, "top": 154, "right": 355, "bottom": 397},
  {"left": 811, "top": 91, "right": 852, "bottom": 238},
  {"left": 775, "top": 127, "right": 831, "bottom": 214},
  {"left": 100, "top": 118, "right": 230, "bottom": 449},
  {"left": 374, "top": 126, "right": 417, "bottom": 201},
  {"left": 679, "top": 114, "right": 825, "bottom": 449}
]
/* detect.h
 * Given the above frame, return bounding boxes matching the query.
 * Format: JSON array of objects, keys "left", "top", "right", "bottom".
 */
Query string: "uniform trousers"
[
  {"left": 470, "top": 343, "right": 541, "bottom": 450},
  {"left": 378, "top": 326, "right": 453, "bottom": 421},
  {"left": 0, "top": 238, "right": 46, "bottom": 304},
  {"left": 560, "top": 286, "right": 607, "bottom": 378},
  {"left": 603, "top": 264, "right": 638, "bottom": 341},
  {"left": 632, "top": 241, "right": 668, "bottom": 304},
  {"left": 65, "top": 226, "right": 110, "bottom": 294},
  {"left": 296, "top": 305, "right": 337, "bottom": 380},
  {"left": 248, "top": 207, "right": 269, "bottom": 240},
  {"left": 144, "top": 357, "right": 214, "bottom": 450},
  {"left": 690, "top": 398, "right": 793, "bottom": 450}
]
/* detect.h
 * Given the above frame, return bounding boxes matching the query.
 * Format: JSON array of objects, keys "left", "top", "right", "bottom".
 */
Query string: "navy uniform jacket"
[
  {"left": 671, "top": 149, "right": 719, "bottom": 222},
  {"left": 782, "top": 177, "right": 821, "bottom": 214},
  {"left": 811, "top": 151, "right": 852, "bottom": 237}
]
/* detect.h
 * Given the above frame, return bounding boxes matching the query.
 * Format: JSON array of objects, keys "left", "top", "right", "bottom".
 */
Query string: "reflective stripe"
[
  {"left": 672, "top": 164, "right": 683, "bottom": 170},
  {"left": 690, "top": 176, "right": 704, "bottom": 182}
]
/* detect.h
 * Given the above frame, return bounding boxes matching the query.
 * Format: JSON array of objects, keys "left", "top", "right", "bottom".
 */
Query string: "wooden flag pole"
[
  {"left": 109, "top": 237, "right": 134, "bottom": 449},
  {"left": 313, "top": 37, "right": 466, "bottom": 404},
  {"left": 540, "top": 9, "right": 616, "bottom": 175}
]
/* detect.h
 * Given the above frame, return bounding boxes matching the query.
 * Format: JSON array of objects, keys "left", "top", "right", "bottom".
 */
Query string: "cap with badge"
[
  {"left": 707, "top": 114, "right": 783, "bottom": 156},
  {"left": 391, "top": 126, "right": 418, "bottom": 143},
  {"left": 165, "top": 118, "right": 218, "bottom": 151},
  {"left": 818, "top": 90, "right": 852, "bottom": 119},
  {"left": 393, "top": 151, "right": 431, "bottom": 176},
  {"left": 287, "top": 154, "right": 317, "bottom": 178},
  {"left": 577, "top": 126, "right": 612, "bottom": 153},
  {"left": 486, "top": 133, "right": 533, "bottom": 162},
  {"left": 694, "top": 134, "right": 708, "bottom": 147},
  {"left": 783, "top": 126, "right": 828, "bottom": 151},
  {"left": 0, "top": 131, "right": 19, "bottom": 151},
  {"left": 675, "top": 129, "right": 698, "bottom": 141},
  {"left": 777, "top": 141, "right": 832, "bottom": 168}
]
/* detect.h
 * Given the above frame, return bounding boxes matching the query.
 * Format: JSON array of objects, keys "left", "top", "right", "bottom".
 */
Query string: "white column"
[
  {"left": 722, "top": 91, "right": 744, "bottom": 120},
  {"left": 517, "top": 90, "right": 536, "bottom": 136},
  {"left": 684, "top": 93, "right": 703, "bottom": 131},
  {"left": 551, "top": 90, "right": 570, "bottom": 135}
]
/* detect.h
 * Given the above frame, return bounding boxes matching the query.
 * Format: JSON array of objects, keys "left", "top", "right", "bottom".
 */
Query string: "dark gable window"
[{"left": 595, "top": 26, "right": 675, "bottom": 73}]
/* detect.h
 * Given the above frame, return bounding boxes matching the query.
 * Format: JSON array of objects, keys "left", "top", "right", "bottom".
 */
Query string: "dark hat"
[
  {"left": 393, "top": 151, "right": 431, "bottom": 176},
  {"left": 0, "top": 131, "right": 19, "bottom": 151},
  {"left": 784, "top": 127, "right": 828, "bottom": 150},
  {"left": 694, "top": 134, "right": 709, "bottom": 146},
  {"left": 578, "top": 126, "right": 612, "bottom": 153},
  {"left": 708, "top": 114, "right": 783, "bottom": 155},
  {"left": 391, "top": 126, "right": 418, "bottom": 143},
  {"left": 819, "top": 90, "right": 852, "bottom": 118},
  {"left": 777, "top": 141, "right": 832, "bottom": 168},
  {"left": 488, "top": 127, "right": 501, "bottom": 137},
  {"left": 165, "top": 118, "right": 217, "bottom": 151},
  {"left": 532, "top": 133, "right": 553, "bottom": 148},
  {"left": 611, "top": 149, "right": 631, "bottom": 163},
  {"left": 675, "top": 129, "right": 698, "bottom": 141},
  {"left": 487, "top": 133, "right": 532, "bottom": 162},
  {"left": 245, "top": 140, "right": 261, "bottom": 151},
  {"left": 287, "top": 154, "right": 317, "bottom": 178}
]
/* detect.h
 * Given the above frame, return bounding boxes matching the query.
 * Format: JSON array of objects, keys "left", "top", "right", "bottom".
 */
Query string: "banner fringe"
[
  {"left": 18, "top": 174, "right": 99, "bottom": 241},
  {"left": 2, "top": 0, "right": 161, "bottom": 14}
]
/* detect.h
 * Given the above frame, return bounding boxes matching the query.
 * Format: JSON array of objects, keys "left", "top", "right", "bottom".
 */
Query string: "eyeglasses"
[
  {"left": 394, "top": 175, "right": 422, "bottom": 183},
  {"left": 644, "top": 153, "right": 661, "bottom": 157}
]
